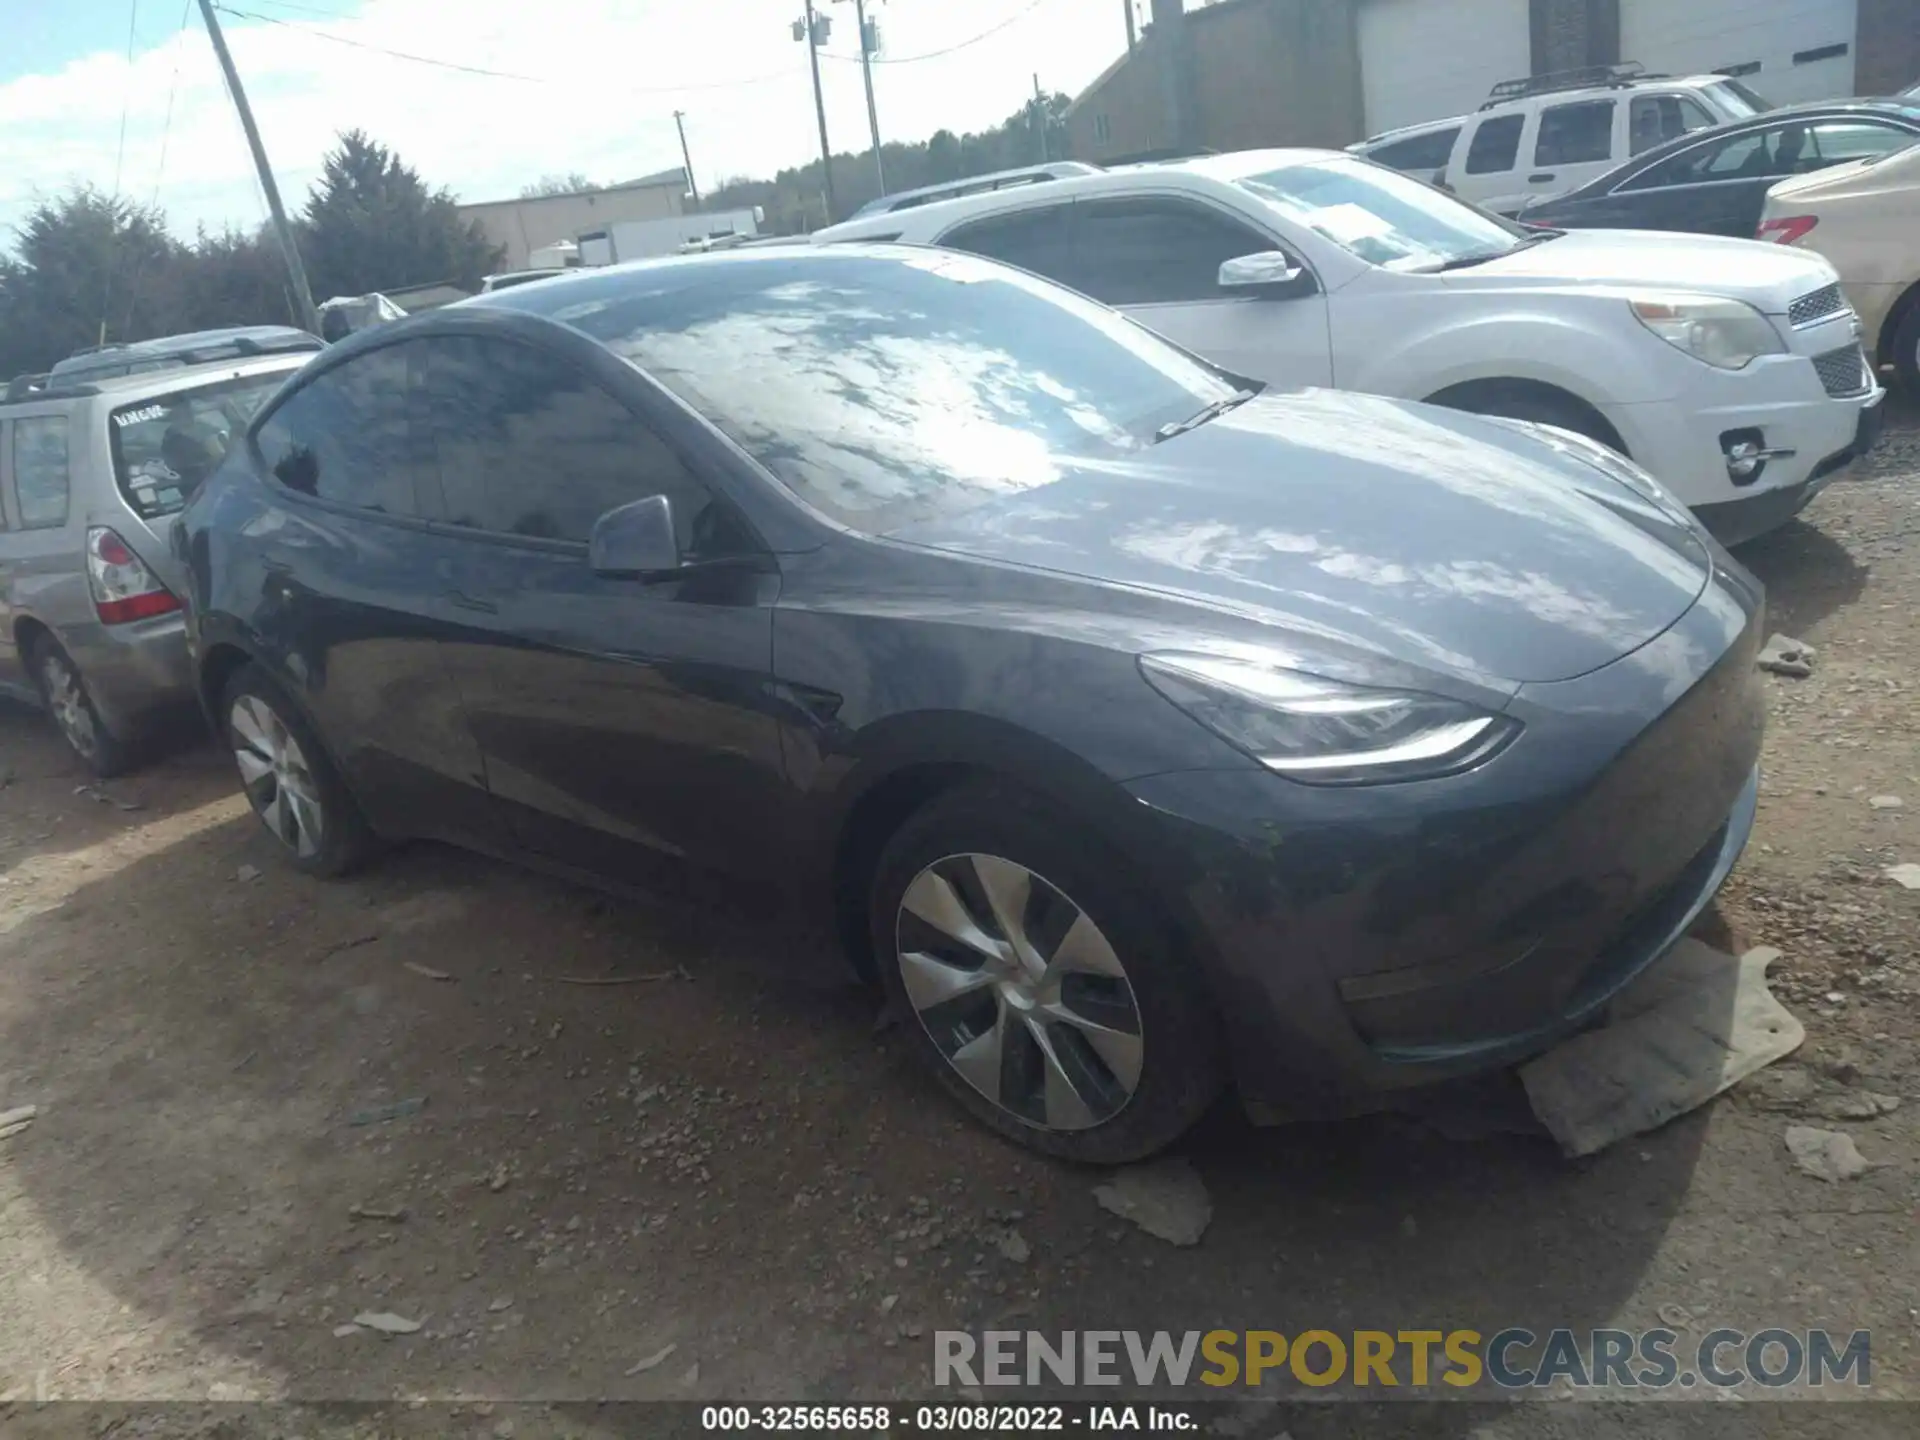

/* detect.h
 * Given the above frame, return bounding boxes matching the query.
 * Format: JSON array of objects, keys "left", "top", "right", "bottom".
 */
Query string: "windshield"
[
  {"left": 1236, "top": 157, "right": 1523, "bottom": 271},
  {"left": 535, "top": 251, "right": 1241, "bottom": 533},
  {"left": 109, "top": 369, "right": 295, "bottom": 519},
  {"left": 1707, "top": 79, "right": 1771, "bottom": 117}
]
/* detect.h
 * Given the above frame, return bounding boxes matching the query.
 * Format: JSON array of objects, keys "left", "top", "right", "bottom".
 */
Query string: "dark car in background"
[
  {"left": 1520, "top": 100, "right": 1920, "bottom": 238},
  {"left": 175, "top": 247, "right": 1766, "bottom": 1161}
]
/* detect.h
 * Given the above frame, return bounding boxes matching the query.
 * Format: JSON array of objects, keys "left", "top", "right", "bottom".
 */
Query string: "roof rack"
[
  {"left": 46, "top": 326, "right": 323, "bottom": 385},
  {"left": 849, "top": 161, "right": 1103, "bottom": 218},
  {"left": 1, "top": 374, "right": 100, "bottom": 406},
  {"left": 1482, "top": 62, "right": 1660, "bottom": 108},
  {"left": 1102, "top": 146, "right": 1220, "bottom": 168}
]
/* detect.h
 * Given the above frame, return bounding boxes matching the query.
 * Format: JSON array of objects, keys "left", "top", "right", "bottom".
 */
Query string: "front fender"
[{"left": 1342, "top": 308, "right": 1662, "bottom": 409}]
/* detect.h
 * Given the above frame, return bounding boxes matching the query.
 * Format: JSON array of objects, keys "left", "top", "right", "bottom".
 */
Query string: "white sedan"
[{"left": 817, "top": 150, "right": 1886, "bottom": 544}]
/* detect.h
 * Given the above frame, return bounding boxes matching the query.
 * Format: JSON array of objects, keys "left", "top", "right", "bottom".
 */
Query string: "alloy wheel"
[
  {"left": 894, "top": 853, "right": 1144, "bottom": 1131},
  {"left": 39, "top": 650, "right": 99, "bottom": 762},
  {"left": 230, "top": 695, "right": 324, "bottom": 858}
]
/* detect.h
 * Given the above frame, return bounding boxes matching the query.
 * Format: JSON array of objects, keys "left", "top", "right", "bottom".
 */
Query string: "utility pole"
[
  {"left": 846, "top": 0, "right": 886, "bottom": 196},
  {"left": 672, "top": 110, "right": 701, "bottom": 208},
  {"left": 195, "top": 0, "right": 319, "bottom": 333},
  {"left": 1124, "top": 0, "right": 1137, "bottom": 52},
  {"left": 1033, "top": 73, "right": 1049, "bottom": 162},
  {"left": 794, "top": 0, "right": 837, "bottom": 221}
]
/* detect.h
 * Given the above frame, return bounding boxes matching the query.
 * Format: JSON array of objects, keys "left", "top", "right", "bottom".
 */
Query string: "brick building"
[{"left": 1066, "top": 0, "right": 1920, "bottom": 161}]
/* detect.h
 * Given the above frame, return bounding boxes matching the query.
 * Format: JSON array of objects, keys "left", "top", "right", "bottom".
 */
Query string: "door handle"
[
  {"left": 445, "top": 590, "right": 498, "bottom": 615},
  {"left": 1528, "top": 172, "right": 1556, "bottom": 183}
]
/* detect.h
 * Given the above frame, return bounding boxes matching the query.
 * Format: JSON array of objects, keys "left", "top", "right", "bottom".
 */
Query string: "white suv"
[
  {"left": 813, "top": 147, "right": 1884, "bottom": 544},
  {"left": 1353, "top": 66, "right": 1770, "bottom": 215}
]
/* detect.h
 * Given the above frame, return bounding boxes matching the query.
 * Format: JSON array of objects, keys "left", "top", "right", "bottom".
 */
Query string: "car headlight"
[
  {"left": 1140, "top": 653, "right": 1519, "bottom": 786},
  {"left": 1629, "top": 293, "right": 1785, "bottom": 370}
]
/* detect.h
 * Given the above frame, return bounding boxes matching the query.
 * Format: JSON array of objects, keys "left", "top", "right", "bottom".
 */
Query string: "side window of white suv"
[
  {"left": 1535, "top": 99, "right": 1616, "bottom": 168},
  {"left": 1064, "top": 199, "right": 1281, "bottom": 307},
  {"left": 1463, "top": 114, "right": 1525, "bottom": 175}
]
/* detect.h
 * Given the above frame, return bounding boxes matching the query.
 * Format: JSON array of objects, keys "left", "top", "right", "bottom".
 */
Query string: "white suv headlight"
[{"left": 1629, "top": 293, "right": 1785, "bottom": 370}]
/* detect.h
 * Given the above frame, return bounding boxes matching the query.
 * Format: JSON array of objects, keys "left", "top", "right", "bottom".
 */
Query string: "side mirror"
[
  {"left": 1217, "top": 251, "right": 1313, "bottom": 297},
  {"left": 589, "top": 495, "right": 680, "bottom": 579}
]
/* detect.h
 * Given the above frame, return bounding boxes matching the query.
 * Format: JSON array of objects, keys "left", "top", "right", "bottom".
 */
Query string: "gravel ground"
[{"left": 1, "top": 399, "right": 1916, "bottom": 1437}]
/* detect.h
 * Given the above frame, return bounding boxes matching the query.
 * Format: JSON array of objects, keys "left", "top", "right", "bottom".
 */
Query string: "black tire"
[
  {"left": 870, "top": 781, "right": 1224, "bottom": 1163},
  {"left": 1893, "top": 302, "right": 1920, "bottom": 398},
  {"left": 221, "top": 664, "right": 375, "bottom": 878},
  {"left": 29, "top": 636, "right": 132, "bottom": 778},
  {"left": 1450, "top": 386, "right": 1617, "bottom": 449}
]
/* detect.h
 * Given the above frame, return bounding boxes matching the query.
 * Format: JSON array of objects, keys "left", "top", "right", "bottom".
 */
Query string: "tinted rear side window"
[
  {"left": 417, "top": 335, "right": 728, "bottom": 551},
  {"left": 1535, "top": 100, "right": 1615, "bottom": 166},
  {"left": 1368, "top": 127, "right": 1461, "bottom": 173},
  {"left": 110, "top": 370, "right": 293, "bottom": 520},
  {"left": 1065, "top": 199, "right": 1279, "bottom": 305},
  {"left": 252, "top": 344, "right": 426, "bottom": 517},
  {"left": 12, "top": 416, "right": 70, "bottom": 529},
  {"left": 1465, "top": 114, "right": 1524, "bottom": 174},
  {"left": 940, "top": 205, "right": 1074, "bottom": 282}
]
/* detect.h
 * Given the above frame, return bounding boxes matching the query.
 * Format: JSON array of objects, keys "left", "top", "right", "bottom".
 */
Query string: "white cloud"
[{"left": 0, "top": 0, "right": 1130, "bottom": 247}]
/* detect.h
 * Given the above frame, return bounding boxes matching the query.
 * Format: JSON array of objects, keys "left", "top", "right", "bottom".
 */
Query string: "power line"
[
  {"left": 212, "top": 3, "right": 810, "bottom": 93},
  {"left": 100, "top": 0, "right": 142, "bottom": 346},
  {"left": 150, "top": 0, "right": 196, "bottom": 210},
  {"left": 819, "top": 0, "right": 1053, "bottom": 65},
  {"left": 213, "top": 3, "right": 546, "bottom": 80}
]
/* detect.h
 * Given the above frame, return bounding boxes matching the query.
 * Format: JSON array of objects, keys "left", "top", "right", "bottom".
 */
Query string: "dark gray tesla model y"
[{"left": 176, "top": 245, "right": 1765, "bottom": 1161}]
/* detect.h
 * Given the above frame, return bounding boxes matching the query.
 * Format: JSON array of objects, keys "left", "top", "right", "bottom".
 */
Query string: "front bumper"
[
  {"left": 1603, "top": 321, "right": 1883, "bottom": 532},
  {"left": 1121, "top": 570, "right": 1766, "bottom": 1122},
  {"left": 1694, "top": 391, "right": 1886, "bottom": 547}
]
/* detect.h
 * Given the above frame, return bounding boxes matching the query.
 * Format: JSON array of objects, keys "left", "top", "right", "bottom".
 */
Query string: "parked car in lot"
[
  {"left": 1759, "top": 142, "right": 1920, "bottom": 394},
  {"left": 0, "top": 347, "right": 313, "bottom": 773},
  {"left": 1351, "top": 64, "right": 1768, "bottom": 215},
  {"left": 815, "top": 148, "right": 1884, "bottom": 544},
  {"left": 1517, "top": 101, "right": 1920, "bottom": 239},
  {"left": 46, "top": 326, "right": 320, "bottom": 386},
  {"left": 177, "top": 247, "right": 1767, "bottom": 1161}
]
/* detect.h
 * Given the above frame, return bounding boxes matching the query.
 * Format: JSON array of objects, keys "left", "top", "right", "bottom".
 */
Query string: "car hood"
[
  {"left": 888, "top": 391, "right": 1712, "bottom": 687},
  {"left": 1442, "top": 228, "right": 1837, "bottom": 313}
]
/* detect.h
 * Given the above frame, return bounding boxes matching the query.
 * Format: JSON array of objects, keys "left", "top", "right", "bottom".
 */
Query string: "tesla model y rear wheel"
[
  {"left": 224, "top": 666, "right": 373, "bottom": 877},
  {"left": 872, "top": 782, "right": 1222, "bottom": 1162}
]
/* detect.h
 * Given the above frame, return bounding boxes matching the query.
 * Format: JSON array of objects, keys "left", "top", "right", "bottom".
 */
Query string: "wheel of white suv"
[
  {"left": 1894, "top": 304, "right": 1920, "bottom": 398},
  {"left": 223, "top": 665, "right": 375, "bottom": 877},
  {"left": 30, "top": 637, "right": 130, "bottom": 777}
]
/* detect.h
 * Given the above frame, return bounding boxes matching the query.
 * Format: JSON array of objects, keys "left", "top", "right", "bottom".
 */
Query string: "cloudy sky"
[{"left": 1, "top": 0, "right": 1141, "bottom": 247}]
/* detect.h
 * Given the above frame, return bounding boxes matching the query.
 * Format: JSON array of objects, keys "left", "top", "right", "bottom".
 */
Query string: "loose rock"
[
  {"left": 1869, "top": 795, "right": 1903, "bottom": 810},
  {"left": 353, "top": 1311, "right": 423, "bottom": 1335},
  {"left": 236, "top": 864, "right": 262, "bottom": 883},
  {"left": 1809, "top": 1091, "right": 1902, "bottom": 1122},
  {"left": 996, "top": 1231, "right": 1031, "bottom": 1264},
  {"left": 1093, "top": 1157, "right": 1212, "bottom": 1247},
  {"left": 0, "top": 1104, "right": 36, "bottom": 1141},
  {"left": 1883, "top": 863, "right": 1920, "bottom": 890},
  {"left": 1757, "top": 634, "right": 1816, "bottom": 677},
  {"left": 1784, "top": 1126, "right": 1875, "bottom": 1182}
]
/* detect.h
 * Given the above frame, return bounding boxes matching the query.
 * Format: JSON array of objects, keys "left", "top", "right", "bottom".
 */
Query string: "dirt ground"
[{"left": 1, "top": 402, "right": 1917, "bottom": 1436}]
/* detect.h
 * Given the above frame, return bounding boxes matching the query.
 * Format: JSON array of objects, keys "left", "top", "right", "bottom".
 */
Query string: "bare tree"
[{"left": 518, "top": 172, "right": 595, "bottom": 198}]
